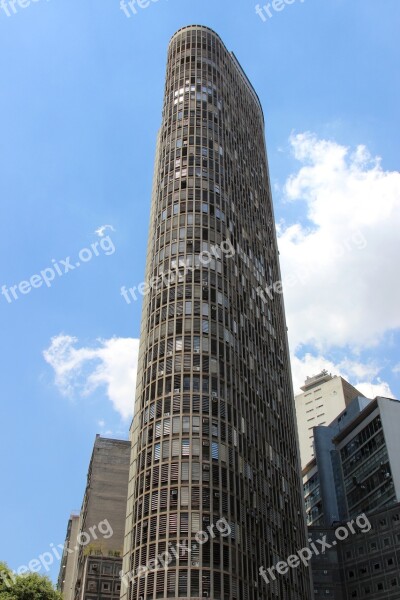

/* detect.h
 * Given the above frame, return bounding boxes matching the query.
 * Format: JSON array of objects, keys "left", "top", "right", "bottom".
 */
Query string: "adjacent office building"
[
  {"left": 303, "top": 396, "right": 370, "bottom": 527},
  {"left": 295, "top": 371, "right": 364, "bottom": 468},
  {"left": 58, "top": 513, "right": 80, "bottom": 600},
  {"left": 302, "top": 396, "right": 400, "bottom": 599},
  {"left": 303, "top": 396, "right": 400, "bottom": 526},
  {"left": 308, "top": 504, "right": 400, "bottom": 600},
  {"left": 122, "top": 25, "right": 312, "bottom": 600},
  {"left": 335, "top": 396, "right": 400, "bottom": 519},
  {"left": 308, "top": 526, "right": 345, "bottom": 600},
  {"left": 337, "top": 502, "right": 400, "bottom": 599},
  {"left": 58, "top": 436, "right": 130, "bottom": 600}
]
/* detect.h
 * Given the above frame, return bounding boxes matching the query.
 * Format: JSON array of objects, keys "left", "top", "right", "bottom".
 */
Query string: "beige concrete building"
[
  {"left": 58, "top": 435, "right": 130, "bottom": 600},
  {"left": 295, "top": 371, "right": 363, "bottom": 467},
  {"left": 57, "top": 513, "right": 80, "bottom": 600}
]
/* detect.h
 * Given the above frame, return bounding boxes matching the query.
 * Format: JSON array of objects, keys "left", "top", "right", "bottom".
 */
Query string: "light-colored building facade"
[
  {"left": 295, "top": 371, "right": 363, "bottom": 468},
  {"left": 122, "top": 25, "right": 312, "bottom": 600},
  {"left": 58, "top": 435, "right": 130, "bottom": 600},
  {"left": 58, "top": 513, "right": 80, "bottom": 600}
]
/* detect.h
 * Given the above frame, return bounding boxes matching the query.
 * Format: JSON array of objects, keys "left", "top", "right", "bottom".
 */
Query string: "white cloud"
[
  {"left": 291, "top": 353, "right": 396, "bottom": 444},
  {"left": 354, "top": 380, "right": 395, "bottom": 399},
  {"left": 278, "top": 132, "right": 400, "bottom": 352},
  {"left": 43, "top": 335, "right": 139, "bottom": 420},
  {"left": 290, "top": 352, "right": 392, "bottom": 398}
]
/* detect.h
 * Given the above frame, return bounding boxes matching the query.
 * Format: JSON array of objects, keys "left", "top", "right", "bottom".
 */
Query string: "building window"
[
  {"left": 212, "top": 442, "right": 219, "bottom": 460},
  {"left": 87, "top": 581, "right": 97, "bottom": 592},
  {"left": 364, "top": 586, "right": 371, "bottom": 594},
  {"left": 154, "top": 443, "right": 161, "bottom": 461}
]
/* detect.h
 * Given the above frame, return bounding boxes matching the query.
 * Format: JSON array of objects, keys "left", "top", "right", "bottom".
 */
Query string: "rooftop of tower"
[
  {"left": 300, "top": 369, "right": 334, "bottom": 391},
  {"left": 169, "top": 25, "right": 264, "bottom": 119}
]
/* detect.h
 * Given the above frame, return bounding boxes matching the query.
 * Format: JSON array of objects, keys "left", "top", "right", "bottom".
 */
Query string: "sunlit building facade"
[{"left": 122, "top": 25, "right": 312, "bottom": 600}]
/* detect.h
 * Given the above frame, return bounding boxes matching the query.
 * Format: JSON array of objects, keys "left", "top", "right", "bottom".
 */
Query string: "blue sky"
[{"left": 0, "top": 0, "right": 399, "bottom": 583}]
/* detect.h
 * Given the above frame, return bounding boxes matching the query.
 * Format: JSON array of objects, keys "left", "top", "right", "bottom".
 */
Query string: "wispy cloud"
[{"left": 43, "top": 335, "right": 139, "bottom": 420}]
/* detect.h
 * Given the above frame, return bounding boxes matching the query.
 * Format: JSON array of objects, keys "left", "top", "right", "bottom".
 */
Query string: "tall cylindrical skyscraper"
[{"left": 122, "top": 25, "right": 312, "bottom": 600}]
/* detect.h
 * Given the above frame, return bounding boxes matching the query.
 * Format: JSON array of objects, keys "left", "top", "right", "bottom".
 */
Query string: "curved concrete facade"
[{"left": 122, "top": 25, "right": 312, "bottom": 600}]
